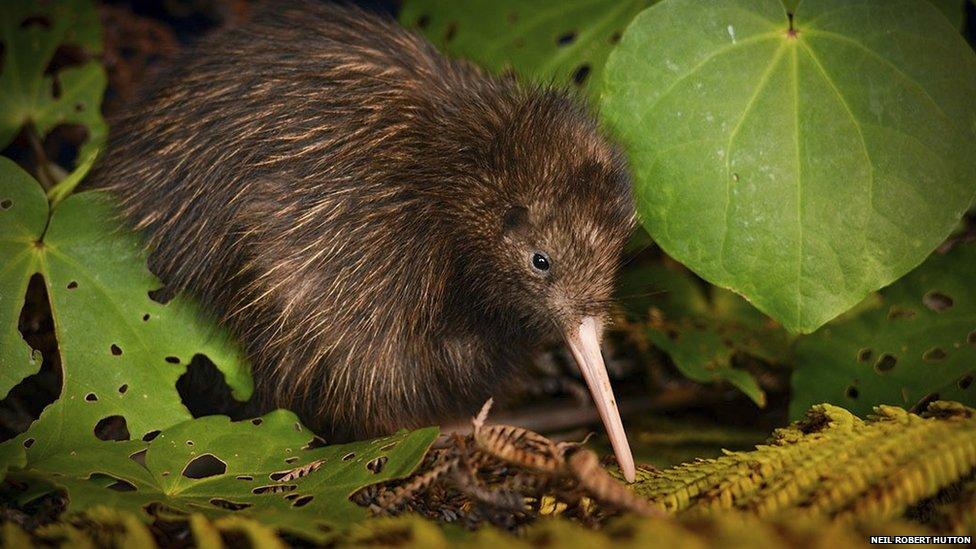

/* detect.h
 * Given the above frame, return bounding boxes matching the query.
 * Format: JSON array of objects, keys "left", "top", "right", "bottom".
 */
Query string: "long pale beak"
[{"left": 564, "top": 316, "right": 636, "bottom": 482}]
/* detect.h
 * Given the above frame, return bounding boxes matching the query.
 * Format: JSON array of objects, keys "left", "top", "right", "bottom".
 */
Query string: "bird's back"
[{"left": 89, "top": 2, "right": 522, "bottom": 438}]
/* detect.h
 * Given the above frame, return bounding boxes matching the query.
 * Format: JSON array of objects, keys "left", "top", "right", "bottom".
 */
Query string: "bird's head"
[{"left": 445, "top": 88, "right": 637, "bottom": 481}]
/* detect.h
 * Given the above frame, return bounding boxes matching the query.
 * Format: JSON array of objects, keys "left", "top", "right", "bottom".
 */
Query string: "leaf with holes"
[
  {"left": 790, "top": 242, "right": 976, "bottom": 419},
  {"left": 11, "top": 411, "right": 437, "bottom": 542},
  {"left": 0, "top": 0, "right": 107, "bottom": 200},
  {"left": 399, "top": 0, "right": 657, "bottom": 101},
  {"left": 602, "top": 0, "right": 976, "bottom": 333},
  {"left": 618, "top": 264, "right": 791, "bottom": 406},
  {"left": 0, "top": 159, "right": 438, "bottom": 536},
  {"left": 0, "top": 164, "right": 45, "bottom": 399},
  {"left": 0, "top": 156, "right": 251, "bottom": 472}
]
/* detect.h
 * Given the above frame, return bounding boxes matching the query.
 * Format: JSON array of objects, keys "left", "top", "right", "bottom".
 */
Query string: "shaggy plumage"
[{"left": 90, "top": 1, "right": 634, "bottom": 440}]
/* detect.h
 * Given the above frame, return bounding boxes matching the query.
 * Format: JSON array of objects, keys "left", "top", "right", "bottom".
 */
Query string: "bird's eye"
[{"left": 531, "top": 252, "right": 551, "bottom": 273}]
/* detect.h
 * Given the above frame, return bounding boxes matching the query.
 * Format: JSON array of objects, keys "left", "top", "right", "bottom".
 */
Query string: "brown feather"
[{"left": 88, "top": 1, "right": 634, "bottom": 440}]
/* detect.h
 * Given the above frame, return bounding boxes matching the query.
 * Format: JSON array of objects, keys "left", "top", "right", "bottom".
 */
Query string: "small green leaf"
[
  {"left": 0, "top": 0, "right": 107, "bottom": 196},
  {"left": 399, "top": 0, "right": 656, "bottom": 100},
  {"left": 647, "top": 328, "right": 766, "bottom": 406},
  {"left": 602, "top": 0, "right": 976, "bottom": 333},
  {"left": 790, "top": 242, "right": 976, "bottom": 419},
  {"left": 618, "top": 264, "right": 791, "bottom": 406}
]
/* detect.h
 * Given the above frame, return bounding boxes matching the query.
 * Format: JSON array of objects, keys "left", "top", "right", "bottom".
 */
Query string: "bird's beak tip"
[{"left": 564, "top": 316, "right": 636, "bottom": 483}]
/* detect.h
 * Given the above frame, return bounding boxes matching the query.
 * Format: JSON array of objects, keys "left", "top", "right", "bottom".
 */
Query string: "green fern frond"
[{"left": 633, "top": 402, "right": 976, "bottom": 522}]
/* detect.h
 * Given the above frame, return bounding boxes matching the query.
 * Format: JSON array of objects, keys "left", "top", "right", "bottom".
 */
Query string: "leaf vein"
[
  {"left": 719, "top": 43, "right": 789, "bottom": 275},
  {"left": 802, "top": 29, "right": 953, "bottom": 126}
]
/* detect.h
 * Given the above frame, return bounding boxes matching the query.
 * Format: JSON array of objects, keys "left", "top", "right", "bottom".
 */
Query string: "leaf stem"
[{"left": 25, "top": 123, "right": 57, "bottom": 191}]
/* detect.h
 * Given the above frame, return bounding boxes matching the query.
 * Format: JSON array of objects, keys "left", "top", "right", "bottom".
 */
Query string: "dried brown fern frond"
[{"left": 355, "top": 399, "right": 661, "bottom": 529}]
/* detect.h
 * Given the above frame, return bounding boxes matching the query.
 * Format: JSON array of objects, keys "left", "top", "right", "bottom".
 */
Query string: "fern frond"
[{"left": 633, "top": 401, "right": 976, "bottom": 522}]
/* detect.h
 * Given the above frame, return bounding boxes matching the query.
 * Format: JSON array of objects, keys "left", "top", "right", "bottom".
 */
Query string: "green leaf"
[
  {"left": 14, "top": 412, "right": 437, "bottom": 542},
  {"left": 0, "top": 0, "right": 107, "bottom": 197},
  {"left": 647, "top": 329, "right": 766, "bottom": 406},
  {"left": 602, "top": 0, "right": 976, "bottom": 333},
  {"left": 790, "top": 242, "right": 976, "bottom": 419},
  {"left": 0, "top": 155, "right": 252, "bottom": 460},
  {"left": 0, "top": 158, "right": 438, "bottom": 539},
  {"left": 0, "top": 441, "right": 26, "bottom": 479},
  {"left": 928, "top": 0, "right": 967, "bottom": 31},
  {"left": 399, "top": 0, "right": 656, "bottom": 101},
  {"left": 0, "top": 163, "right": 45, "bottom": 399},
  {"left": 618, "top": 264, "right": 791, "bottom": 406}
]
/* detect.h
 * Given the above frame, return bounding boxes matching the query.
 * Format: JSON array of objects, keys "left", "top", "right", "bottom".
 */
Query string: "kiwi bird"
[{"left": 90, "top": 2, "right": 637, "bottom": 481}]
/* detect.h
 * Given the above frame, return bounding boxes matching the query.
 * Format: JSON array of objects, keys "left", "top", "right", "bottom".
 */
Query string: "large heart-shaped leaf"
[
  {"left": 602, "top": 0, "right": 976, "bottom": 333},
  {"left": 399, "top": 0, "right": 656, "bottom": 101},
  {"left": 0, "top": 0, "right": 107, "bottom": 200},
  {"left": 790, "top": 241, "right": 976, "bottom": 419}
]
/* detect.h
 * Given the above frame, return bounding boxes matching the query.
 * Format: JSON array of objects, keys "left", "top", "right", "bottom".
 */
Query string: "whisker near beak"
[{"left": 564, "top": 316, "right": 636, "bottom": 482}]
